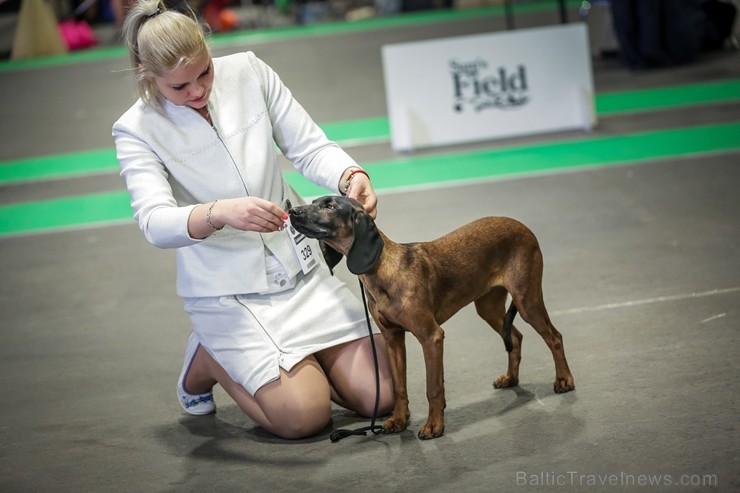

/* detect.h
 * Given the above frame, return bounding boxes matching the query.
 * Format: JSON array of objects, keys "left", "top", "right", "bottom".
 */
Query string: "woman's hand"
[
  {"left": 346, "top": 171, "right": 378, "bottom": 219},
  {"left": 214, "top": 197, "right": 288, "bottom": 232},
  {"left": 188, "top": 197, "right": 287, "bottom": 239}
]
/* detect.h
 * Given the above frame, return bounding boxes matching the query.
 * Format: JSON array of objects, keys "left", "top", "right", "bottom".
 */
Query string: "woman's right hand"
[
  {"left": 189, "top": 197, "right": 288, "bottom": 239},
  {"left": 213, "top": 197, "right": 288, "bottom": 233}
]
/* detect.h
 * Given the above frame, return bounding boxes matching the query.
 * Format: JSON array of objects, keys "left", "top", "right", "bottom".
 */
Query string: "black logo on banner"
[{"left": 450, "top": 59, "right": 529, "bottom": 112}]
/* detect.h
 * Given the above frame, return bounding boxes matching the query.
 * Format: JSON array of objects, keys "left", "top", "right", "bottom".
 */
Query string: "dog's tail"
[{"left": 502, "top": 302, "right": 517, "bottom": 353}]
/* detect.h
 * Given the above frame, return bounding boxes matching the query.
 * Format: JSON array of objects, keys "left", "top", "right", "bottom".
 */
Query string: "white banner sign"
[{"left": 381, "top": 24, "right": 596, "bottom": 152}]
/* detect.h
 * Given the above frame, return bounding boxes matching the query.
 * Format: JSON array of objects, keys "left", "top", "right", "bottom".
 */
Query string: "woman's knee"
[
  {"left": 254, "top": 361, "right": 333, "bottom": 439},
  {"left": 260, "top": 394, "right": 332, "bottom": 439},
  {"left": 357, "top": 336, "right": 396, "bottom": 417},
  {"left": 351, "top": 376, "right": 395, "bottom": 418},
  {"left": 317, "top": 334, "right": 396, "bottom": 418}
]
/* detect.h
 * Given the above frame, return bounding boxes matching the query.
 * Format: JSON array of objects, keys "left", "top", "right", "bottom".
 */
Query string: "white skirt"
[{"left": 182, "top": 263, "right": 377, "bottom": 395}]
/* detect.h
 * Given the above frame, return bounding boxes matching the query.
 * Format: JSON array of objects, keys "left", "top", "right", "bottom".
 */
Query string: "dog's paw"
[
  {"left": 382, "top": 416, "right": 408, "bottom": 434},
  {"left": 417, "top": 421, "right": 445, "bottom": 440},
  {"left": 553, "top": 377, "right": 575, "bottom": 393},
  {"left": 493, "top": 374, "right": 519, "bottom": 389}
]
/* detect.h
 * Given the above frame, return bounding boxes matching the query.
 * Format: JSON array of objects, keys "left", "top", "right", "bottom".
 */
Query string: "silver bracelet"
[{"left": 206, "top": 200, "right": 222, "bottom": 231}]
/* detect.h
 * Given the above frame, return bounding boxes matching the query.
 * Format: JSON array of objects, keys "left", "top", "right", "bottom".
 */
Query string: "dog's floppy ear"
[
  {"left": 346, "top": 207, "right": 384, "bottom": 275},
  {"left": 319, "top": 241, "right": 344, "bottom": 276}
]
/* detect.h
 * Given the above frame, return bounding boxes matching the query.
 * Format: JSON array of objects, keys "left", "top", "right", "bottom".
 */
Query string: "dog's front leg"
[
  {"left": 380, "top": 326, "right": 411, "bottom": 434},
  {"left": 417, "top": 323, "right": 446, "bottom": 439}
]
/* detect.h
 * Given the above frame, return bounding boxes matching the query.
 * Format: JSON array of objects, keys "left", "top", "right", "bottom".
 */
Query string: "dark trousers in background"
[
  {"left": 610, "top": 0, "right": 737, "bottom": 69},
  {"left": 610, "top": 0, "right": 705, "bottom": 69}
]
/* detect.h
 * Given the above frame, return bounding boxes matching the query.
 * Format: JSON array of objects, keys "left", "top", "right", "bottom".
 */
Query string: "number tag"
[{"left": 286, "top": 219, "right": 318, "bottom": 275}]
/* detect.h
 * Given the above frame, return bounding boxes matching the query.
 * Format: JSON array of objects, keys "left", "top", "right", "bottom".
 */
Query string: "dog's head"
[{"left": 288, "top": 195, "right": 383, "bottom": 275}]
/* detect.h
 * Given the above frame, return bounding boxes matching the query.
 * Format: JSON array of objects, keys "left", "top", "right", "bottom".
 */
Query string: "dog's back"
[{"left": 419, "top": 216, "right": 539, "bottom": 266}]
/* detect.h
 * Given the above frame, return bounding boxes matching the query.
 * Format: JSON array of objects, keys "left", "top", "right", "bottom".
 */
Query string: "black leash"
[{"left": 329, "top": 279, "right": 383, "bottom": 442}]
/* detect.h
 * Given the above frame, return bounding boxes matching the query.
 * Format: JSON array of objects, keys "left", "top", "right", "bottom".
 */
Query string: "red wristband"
[{"left": 344, "top": 169, "right": 369, "bottom": 194}]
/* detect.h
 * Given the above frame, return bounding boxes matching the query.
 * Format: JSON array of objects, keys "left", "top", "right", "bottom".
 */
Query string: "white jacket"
[{"left": 113, "top": 51, "right": 358, "bottom": 297}]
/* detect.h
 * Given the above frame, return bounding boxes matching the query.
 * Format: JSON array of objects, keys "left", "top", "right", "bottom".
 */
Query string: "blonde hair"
[{"left": 122, "top": 0, "right": 211, "bottom": 108}]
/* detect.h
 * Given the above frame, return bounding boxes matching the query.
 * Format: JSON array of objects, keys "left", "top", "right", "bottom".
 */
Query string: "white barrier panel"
[{"left": 381, "top": 24, "right": 596, "bottom": 152}]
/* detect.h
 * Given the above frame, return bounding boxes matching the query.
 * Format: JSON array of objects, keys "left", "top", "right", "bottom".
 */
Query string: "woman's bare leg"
[
  {"left": 184, "top": 334, "right": 394, "bottom": 438},
  {"left": 185, "top": 346, "right": 332, "bottom": 439},
  {"left": 315, "top": 334, "right": 395, "bottom": 418}
]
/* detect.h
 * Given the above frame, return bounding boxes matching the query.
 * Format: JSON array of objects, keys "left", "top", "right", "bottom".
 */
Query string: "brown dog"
[{"left": 288, "top": 196, "right": 574, "bottom": 439}]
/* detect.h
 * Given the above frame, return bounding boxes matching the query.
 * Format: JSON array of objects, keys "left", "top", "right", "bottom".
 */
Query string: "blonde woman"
[{"left": 113, "top": 0, "right": 393, "bottom": 439}]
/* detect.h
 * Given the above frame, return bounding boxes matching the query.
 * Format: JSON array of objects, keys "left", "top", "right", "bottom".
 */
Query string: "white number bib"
[{"left": 286, "top": 219, "right": 318, "bottom": 275}]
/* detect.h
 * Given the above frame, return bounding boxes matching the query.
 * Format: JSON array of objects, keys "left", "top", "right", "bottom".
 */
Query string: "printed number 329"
[{"left": 301, "top": 245, "right": 312, "bottom": 261}]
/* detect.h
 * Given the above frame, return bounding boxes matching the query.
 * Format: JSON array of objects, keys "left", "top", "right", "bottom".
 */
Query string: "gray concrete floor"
[{"left": 1, "top": 8, "right": 739, "bottom": 493}]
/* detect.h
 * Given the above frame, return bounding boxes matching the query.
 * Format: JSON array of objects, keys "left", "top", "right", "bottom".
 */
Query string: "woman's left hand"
[{"left": 347, "top": 173, "right": 378, "bottom": 219}]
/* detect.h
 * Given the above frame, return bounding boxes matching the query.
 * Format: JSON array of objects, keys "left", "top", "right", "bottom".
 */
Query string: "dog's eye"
[{"left": 322, "top": 202, "right": 335, "bottom": 210}]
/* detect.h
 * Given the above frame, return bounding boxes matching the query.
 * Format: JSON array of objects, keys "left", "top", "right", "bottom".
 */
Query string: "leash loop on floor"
[{"left": 330, "top": 279, "right": 383, "bottom": 442}]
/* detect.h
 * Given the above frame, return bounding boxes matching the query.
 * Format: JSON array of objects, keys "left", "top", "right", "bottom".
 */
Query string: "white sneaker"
[{"left": 177, "top": 333, "right": 216, "bottom": 415}]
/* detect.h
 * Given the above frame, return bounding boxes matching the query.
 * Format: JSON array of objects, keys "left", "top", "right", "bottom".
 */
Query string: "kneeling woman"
[{"left": 113, "top": 0, "right": 394, "bottom": 439}]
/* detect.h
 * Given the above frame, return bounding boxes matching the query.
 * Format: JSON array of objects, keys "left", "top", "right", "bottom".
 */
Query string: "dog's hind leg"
[
  {"left": 474, "top": 287, "right": 523, "bottom": 389},
  {"left": 512, "top": 288, "right": 575, "bottom": 393}
]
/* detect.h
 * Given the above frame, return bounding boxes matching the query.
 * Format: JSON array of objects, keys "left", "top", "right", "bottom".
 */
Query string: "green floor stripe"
[
  {"left": 0, "top": 1, "right": 580, "bottom": 73},
  {"left": 0, "top": 191, "right": 133, "bottom": 236},
  {"left": 0, "top": 45, "right": 127, "bottom": 73},
  {"left": 321, "top": 117, "right": 391, "bottom": 144},
  {"left": 2, "top": 78, "right": 739, "bottom": 186},
  {"left": 0, "top": 148, "right": 119, "bottom": 184},
  {"left": 596, "top": 79, "right": 740, "bottom": 115},
  {"left": 3, "top": 122, "right": 736, "bottom": 237},
  {"left": 285, "top": 122, "right": 740, "bottom": 197}
]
